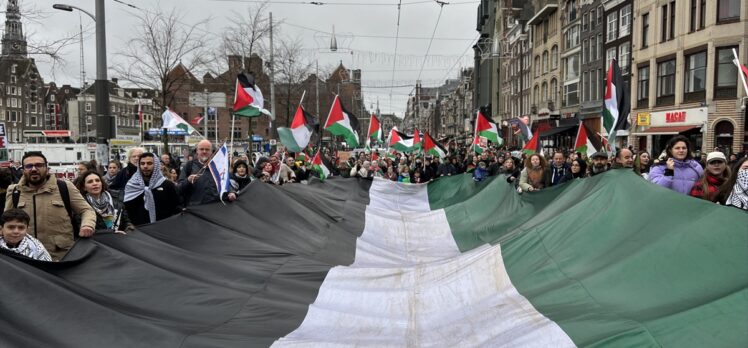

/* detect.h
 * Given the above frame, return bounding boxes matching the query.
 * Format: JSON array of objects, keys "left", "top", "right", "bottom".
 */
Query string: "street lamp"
[{"left": 53, "top": 1, "right": 111, "bottom": 164}]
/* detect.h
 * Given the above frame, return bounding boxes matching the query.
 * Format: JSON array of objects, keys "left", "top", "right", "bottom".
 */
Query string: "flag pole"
[
  {"left": 299, "top": 90, "right": 306, "bottom": 106},
  {"left": 732, "top": 49, "right": 748, "bottom": 96},
  {"left": 229, "top": 111, "right": 236, "bottom": 156}
]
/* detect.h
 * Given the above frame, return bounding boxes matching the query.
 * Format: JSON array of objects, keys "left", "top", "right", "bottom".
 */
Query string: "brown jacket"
[{"left": 5, "top": 175, "right": 96, "bottom": 261}]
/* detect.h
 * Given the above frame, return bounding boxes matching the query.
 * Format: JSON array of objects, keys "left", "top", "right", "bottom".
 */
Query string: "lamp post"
[{"left": 53, "top": 1, "right": 111, "bottom": 164}]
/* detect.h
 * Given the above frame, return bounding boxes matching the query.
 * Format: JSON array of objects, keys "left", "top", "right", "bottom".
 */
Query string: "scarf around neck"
[
  {"left": 124, "top": 159, "right": 166, "bottom": 223},
  {"left": 726, "top": 169, "right": 748, "bottom": 210},
  {"left": 86, "top": 191, "right": 116, "bottom": 228}
]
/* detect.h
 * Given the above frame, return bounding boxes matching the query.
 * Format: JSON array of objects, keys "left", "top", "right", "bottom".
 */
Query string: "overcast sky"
[{"left": 27, "top": 0, "right": 479, "bottom": 116}]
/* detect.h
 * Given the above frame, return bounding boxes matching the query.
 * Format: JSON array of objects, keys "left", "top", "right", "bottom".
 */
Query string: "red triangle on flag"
[
  {"left": 291, "top": 105, "right": 306, "bottom": 129},
  {"left": 324, "top": 96, "right": 344, "bottom": 128},
  {"left": 413, "top": 128, "right": 421, "bottom": 144},
  {"left": 233, "top": 79, "right": 254, "bottom": 112}
]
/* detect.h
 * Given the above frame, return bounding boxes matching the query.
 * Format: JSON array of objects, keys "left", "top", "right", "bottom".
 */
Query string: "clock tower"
[{"left": 2, "top": 0, "right": 27, "bottom": 58}]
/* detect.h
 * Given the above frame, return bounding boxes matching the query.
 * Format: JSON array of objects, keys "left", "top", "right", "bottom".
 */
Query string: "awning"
[
  {"left": 632, "top": 125, "right": 701, "bottom": 136},
  {"left": 539, "top": 125, "right": 577, "bottom": 137}
]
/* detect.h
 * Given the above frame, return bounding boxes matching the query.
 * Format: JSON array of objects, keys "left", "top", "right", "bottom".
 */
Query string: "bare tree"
[
  {"left": 113, "top": 7, "right": 210, "bottom": 110},
  {"left": 222, "top": 1, "right": 272, "bottom": 66},
  {"left": 275, "top": 35, "right": 313, "bottom": 127}
]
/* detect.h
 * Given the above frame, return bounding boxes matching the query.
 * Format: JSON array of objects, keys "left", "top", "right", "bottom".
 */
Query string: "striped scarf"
[
  {"left": 124, "top": 159, "right": 166, "bottom": 223},
  {"left": 726, "top": 169, "right": 748, "bottom": 210}
]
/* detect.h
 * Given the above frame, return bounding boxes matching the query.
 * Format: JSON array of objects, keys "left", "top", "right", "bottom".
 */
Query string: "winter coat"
[
  {"left": 109, "top": 163, "right": 137, "bottom": 190},
  {"left": 544, "top": 164, "right": 573, "bottom": 187},
  {"left": 179, "top": 159, "right": 228, "bottom": 206},
  {"left": 437, "top": 163, "right": 457, "bottom": 177},
  {"left": 5, "top": 176, "right": 96, "bottom": 261},
  {"left": 519, "top": 168, "right": 547, "bottom": 191},
  {"left": 649, "top": 159, "right": 703, "bottom": 195},
  {"left": 123, "top": 180, "right": 182, "bottom": 226}
]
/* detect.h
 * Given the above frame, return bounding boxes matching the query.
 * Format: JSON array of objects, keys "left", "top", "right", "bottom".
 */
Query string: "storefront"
[{"left": 631, "top": 107, "right": 707, "bottom": 157}]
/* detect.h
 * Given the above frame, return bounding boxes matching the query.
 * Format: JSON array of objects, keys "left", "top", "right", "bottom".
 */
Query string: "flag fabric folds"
[
  {"left": 208, "top": 143, "right": 231, "bottom": 203},
  {"left": 510, "top": 116, "right": 533, "bottom": 141},
  {"left": 2, "top": 171, "right": 745, "bottom": 347},
  {"left": 603, "top": 58, "right": 630, "bottom": 150},
  {"left": 522, "top": 132, "right": 540, "bottom": 155},
  {"left": 324, "top": 95, "right": 360, "bottom": 148},
  {"left": 388, "top": 127, "right": 415, "bottom": 153},
  {"left": 423, "top": 132, "right": 447, "bottom": 158},
  {"left": 161, "top": 108, "right": 201, "bottom": 136},
  {"left": 574, "top": 123, "right": 601, "bottom": 158},
  {"left": 475, "top": 111, "right": 502, "bottom": 145},
  {"left": 311, "top": 150, "right": 330, "bottom": 181},
  {"left": 278, "top": 105, "right": 317, "bottom": 153},
  {"left": 367, "top": 114, "right": 382, "bottom": 144},
  {"left": 732, "top": 48, "right": 748, "bottom": 96},
  {"left": 412, "top": 128, "right": 423, "bottom": 150},
  {"left": 233, "top": 73, "right": 273, "bottom": 119}
]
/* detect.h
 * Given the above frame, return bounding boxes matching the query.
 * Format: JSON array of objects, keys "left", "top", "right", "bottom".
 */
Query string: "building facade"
[
  {"left": 529, "top": 0, "right": 563, "bottom": 142},
  {"left": 0, "top": 0, "right": 45, "bottom": 143},
  {"left": 579, "top": 0, "right": 606, "bottom": 132},
  {"left": 603, "top": 0, "right": 633, "bottom": 148},
  {"left": 630, "top": 0, "right": 747, "bottom": 156}
]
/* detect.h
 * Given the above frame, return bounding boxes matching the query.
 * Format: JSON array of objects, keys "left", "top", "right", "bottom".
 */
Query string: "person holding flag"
[{"left": 179, "top": 140, "right": 237, "bottom": 206}]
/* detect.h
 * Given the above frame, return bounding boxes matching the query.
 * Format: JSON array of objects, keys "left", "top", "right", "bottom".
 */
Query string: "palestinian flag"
[
  {"left": 412, "top": 128, "right": 423, "bottom": 150},
  {"left": 161, "top": 108, "right": 201, "bottom": 136},
  {"left": 324, "top": 95, "right": 360, "bottom": 148},
  {"left": 522, "top": 132, "right": 540, "bottom": 155},
  {"left": 475, "top": 111, "right": 502, "bottom": 145},
  {"left": 370, "top": 151, "right": 379, "bottom": 161},
  {"left": 731, "top": 48, "right": 748, "bottom": 96},
  {"left": 574, "top": 123, "right": 601, "bottom": 158},
  {"left": 311, "top": 149, "right": 329, "bottom": 181},
  {"left": 5, "top": 171, "right": 745, "bottom": 347},
  {"left": 233, "top": 73, "right": 273, "bottom": 119},
  {"left": 278, "top": 105, "right": 317, "bottom": 153},
  {"left": 386, "top": 149, "right": 398, "bottom": 160},
  {"left": 472, "top": 135, "right": 485, "bottom": 154},
  {"left": 602, "top": 59, "right": 630, "bottom": 147},
  {"left": 367, "top": 114, "right": 382, "bottom": 143},
  {"left": 387, "top": 127, "right": 415, "bottom": 153},
  {"left": 423, "top": 132, "right": 447, "bottom": 158}
]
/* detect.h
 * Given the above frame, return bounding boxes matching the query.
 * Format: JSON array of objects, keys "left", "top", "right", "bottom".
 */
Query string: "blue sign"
[
  {"left": 147, "top": 128, "right": 187, "bottom": 135},
  {"left": 251, "top": 135, "right": 263, "bottom": 142}
]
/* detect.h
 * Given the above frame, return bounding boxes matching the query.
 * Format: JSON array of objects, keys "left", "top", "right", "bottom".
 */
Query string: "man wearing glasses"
[{"left": 4, "top": 151, "right": 96, "bottom": 261}]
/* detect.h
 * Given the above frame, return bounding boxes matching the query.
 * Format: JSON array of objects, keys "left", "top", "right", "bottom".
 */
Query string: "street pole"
[
  {"left": 269, "top": 12, "right": 277, "bottom": 141},
  {"left": 203, "top": 89, "right": 209, "bottom": 137},
  {"left": 94, "top": 0, "right": 111, "bottom": 164}
]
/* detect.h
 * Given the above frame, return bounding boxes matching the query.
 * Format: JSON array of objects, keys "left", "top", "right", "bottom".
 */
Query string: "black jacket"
[
  {"left": 109, "top": 163, "right": 137, "bottom": 190},
  {"left": 124, "top": 180, "right": 181, "bottom": 226},
  {"left": 544, "top": 164, "right": 573, "bottom": 187}
]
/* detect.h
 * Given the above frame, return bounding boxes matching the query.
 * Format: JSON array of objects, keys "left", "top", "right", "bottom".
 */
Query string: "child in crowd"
[{"left": 0, "top": 208, "right": 52, "bottom": 261}]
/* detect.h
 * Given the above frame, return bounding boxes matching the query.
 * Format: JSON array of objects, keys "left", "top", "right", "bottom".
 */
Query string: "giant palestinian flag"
[
  {"left": 278, "top": 105, "right": 317, "bottom": 152},
  {"left": 1, "top": 171, "right": 746, "bottom": 347},
  {"left": 387, "top": 127, "right": 415, "bottom": 153},
  {"left": 324, "top": 95, "right": 360, "bottom": 148},
  {"left": 423, "top": 132, "right": 447, "bottom": 158},
  {"left": 234, "top": 73, "right": 273, "bottom": 119},
  {"left": 603, "top": 58, "right": 630, "bottom": 147}
]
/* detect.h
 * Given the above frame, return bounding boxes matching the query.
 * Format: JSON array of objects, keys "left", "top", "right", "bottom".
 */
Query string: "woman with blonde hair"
[{"left": 519, "top": 154, "right": 548, "bottom": 192}]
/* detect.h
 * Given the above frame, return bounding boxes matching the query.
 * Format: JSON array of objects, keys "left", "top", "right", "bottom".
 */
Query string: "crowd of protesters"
[{"left": 0, "top": 135, "right": 746, "bottom": 262}]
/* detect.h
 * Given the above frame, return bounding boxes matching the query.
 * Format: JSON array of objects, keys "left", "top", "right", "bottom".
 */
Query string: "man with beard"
[
  {"left": 124, "top": 153, "right": 181, "bottom": 226},
  {"left": 589, "top": 152, "right": 610, "bottom": 176},
  {"left": 179, "top": 140, "right": 237, "bottom": 206},
  {"left": 5, "top": 151, "right": 96, "bottom": 261}
]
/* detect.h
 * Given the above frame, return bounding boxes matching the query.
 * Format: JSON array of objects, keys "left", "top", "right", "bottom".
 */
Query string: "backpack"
[{"left": 12, "top": 179, "right": 81, "bottom": 237}]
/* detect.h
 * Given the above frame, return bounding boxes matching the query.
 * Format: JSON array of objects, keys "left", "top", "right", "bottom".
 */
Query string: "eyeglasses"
[{"left": 23, "top": 163, "right": 47, "bottom": 170}]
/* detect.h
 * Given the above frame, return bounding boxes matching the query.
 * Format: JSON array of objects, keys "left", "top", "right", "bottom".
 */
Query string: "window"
[
  {"left": 597, "top": 6, "right": 603, "bottom": 26},
  {"left": 533, "top": 85, "right": 539, "bottom": 105},
  {"left": 551, "top": 45, "right": 559, "bottom": 69},
  {"left": 718, "top": 0, "right": 740, "bottom": 22},
  {"left": 10, "top": 75, "right": 15, "bottom": 83},
  {"left": 566, "top": 54, "right": 580, "bottom": 80},
  {"left": 715, "top": 47, "right": 738, "bottom": 98},
  {"left": 11, "top": 64, "right": 16, "bottom": 73},
  {"left": 700, "top": 0, "right": 706, "bottom": 28},
  {"left": 606, "top": 47, "right": 617, "bottom": 69},
  {"left": 564, "top": 83, "right": 579, "bottom": 106},
  {"left": 669, "top": 1, "right": 676, "bottom": 40},
  {"left": 590, "top": 36, "right": 597, "bottom": 61},
  {"left": 534, "top": 55, "right": 540, "bottom": 77},
  {"left": 10, "top": 98, "right": 17, "bottom": 108},
  {"left": 542, "top": 82, "right": 548, "bottom": 102},
  {"left": 684, "top": 51, "right": 707, "bottom": 95},
  {"left": 50, "top": 94, "right": 55, "bottom": 102},
  {"left": 661, "top": 5, "right": 669, "bottom": 42},
  {"left": 589, "top": 11, "right": 595, "bottom": 29},
  {"left": 566, "top": 25, "right": 580, "bottom": 49},
  {"left": 30, "top": 116, "right": 37, "bottom": 127},
  {"left": 582, "top": 40, "right": 587, "bottom": 64},
  {"left": 10, "top": 111, "right": 16, "bottom": 122},
  {"left": 690, "top": 0, "right": 698, "bottom": 32},
  {"left": 567, "top": 0, "right": 577, "bottom": 22},
  {"left": 31, "top": 103, "right": 37, "bottom": 113},
  {"left": 582, "top": 11, "right": 588, "bottom": 31},
  {"left": 583, "top": 71, "right": 589, "bottom": 101},
  {"left": 597, "top": 34, "right": 603, "bottom": 59},
  {"left": 550, "top": 78, "right": 557, "bottom": 103},
  {"left": 657, "top": 59, "right": 676, "bottom": 101},
  {"left": 10, "top": 86, "right": 16, "bottom": 95},
  {"left": 85, "top": 103, "right": 92, "bottom": 112},
  {"left": 619, "top": 43, "right": 630, "bottom": 74},
  {"left": 543, "top": 51, "right": 549, "bottom": 73},
  {"left": 620, "top": 5, "right": 631, "bottom": 37},
  {"left": 641, "top": 13, "right": 649, "bottom": 48},
  {"left": 1, "top": 111, "right": 5, "bottom": 121},
  {"left": 638, "top": 66, "right": 650, "bottom": 102},
  {"left": 607, "top": 13, "right": 618, "bottom": 42}
]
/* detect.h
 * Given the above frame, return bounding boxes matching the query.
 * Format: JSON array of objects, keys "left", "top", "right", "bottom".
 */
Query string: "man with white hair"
[{"left": 179, "top": 139, "right": 237, "bottom": 206}]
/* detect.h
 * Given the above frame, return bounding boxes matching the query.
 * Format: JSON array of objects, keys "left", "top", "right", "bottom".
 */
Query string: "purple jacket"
[{"left": 648, "top": 159, "right": 703, "bottom": 194}]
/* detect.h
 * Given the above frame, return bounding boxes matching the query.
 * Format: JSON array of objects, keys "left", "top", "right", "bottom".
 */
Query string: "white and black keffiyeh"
[
  {"left": 124, "top": 158, "right": 166, "bottom": 223},
  {"left": 726, "top": 169, "right": 748, "bottom": 210},
  {"left": 0, "top": 235, "right": 52, "bottom": 261}
]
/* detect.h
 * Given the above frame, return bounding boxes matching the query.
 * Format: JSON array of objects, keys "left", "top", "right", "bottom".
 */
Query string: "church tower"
[{"left": 2, "top": 0, "right": 28, "bottom": 58}]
